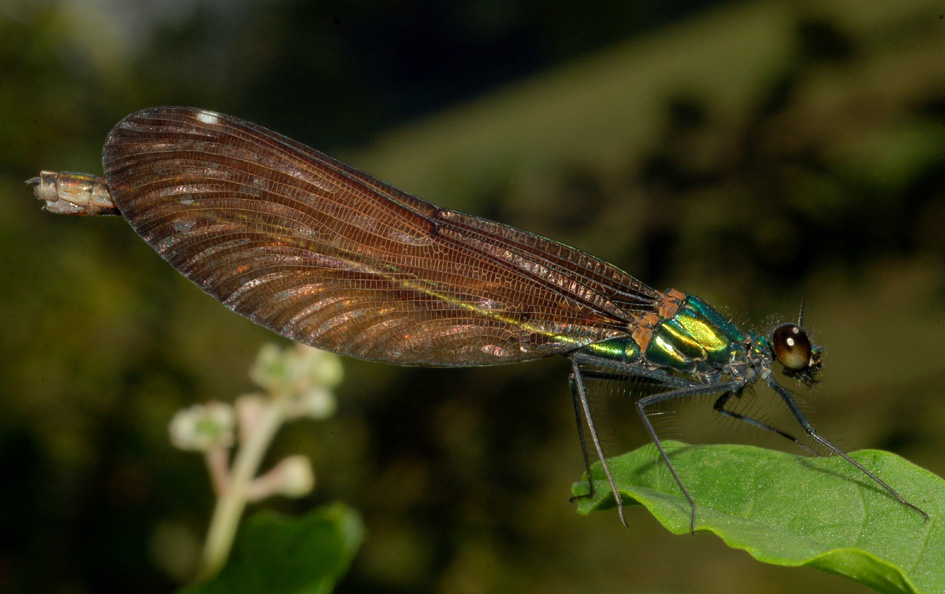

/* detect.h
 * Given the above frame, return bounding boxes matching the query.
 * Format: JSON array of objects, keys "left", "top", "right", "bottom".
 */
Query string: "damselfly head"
[{"left": 771, "top": 323, "right": 822, "bottom": 385}]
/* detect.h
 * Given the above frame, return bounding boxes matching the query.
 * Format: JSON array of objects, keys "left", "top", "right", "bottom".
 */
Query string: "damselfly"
[{"left": 29, "top": 107, "right": 928, "bottom": 530}]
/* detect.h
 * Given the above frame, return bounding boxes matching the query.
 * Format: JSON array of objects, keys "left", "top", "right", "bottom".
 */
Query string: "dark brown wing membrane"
[{"left": 103, "top": 107, "right": 658, "bottom": 366}]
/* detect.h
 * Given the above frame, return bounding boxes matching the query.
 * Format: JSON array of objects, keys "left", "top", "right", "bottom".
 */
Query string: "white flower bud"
[
  {"left": 248, "top": 342, "right": 343, "bottom": 401},
  {"left": 168, "top": 402, "right": 235, "bottom": 452},
  {"left": 248, "top": 343, "right": 287, "bottom": 392},
  {"left": 289, "top": 387, "right": 337, "bottom": 420},
  {"left": 247, "top": 455, "right": 315, "bottom": 501},
  {"left": 274, "top": 455, "right": 315, "bottom": 498}
]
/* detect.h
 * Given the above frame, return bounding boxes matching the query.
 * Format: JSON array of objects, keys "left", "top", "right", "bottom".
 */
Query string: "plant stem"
[{"left": 198, "top": 397, "right": 288, "bottom": 580}]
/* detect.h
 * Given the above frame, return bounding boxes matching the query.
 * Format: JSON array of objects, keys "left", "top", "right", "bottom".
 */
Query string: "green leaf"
[
  {"left": 180, "top": 503, "right": 364, "bottom": 594},
  {"left": 572, "top": 442, "right": 944, "bottom": 594}
]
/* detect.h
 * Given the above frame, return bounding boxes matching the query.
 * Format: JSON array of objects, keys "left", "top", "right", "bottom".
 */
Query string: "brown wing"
[{"left": 102, "top": 107, "right": 658, "bottom": 366}]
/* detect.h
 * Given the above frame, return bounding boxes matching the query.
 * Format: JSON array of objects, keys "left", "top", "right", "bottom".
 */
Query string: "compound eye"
[{"left": 772, "top": 323, "right": 812, "bottom": 370}]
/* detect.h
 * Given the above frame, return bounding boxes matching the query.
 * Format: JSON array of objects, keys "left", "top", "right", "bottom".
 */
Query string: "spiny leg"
[
  {"left": 567, "top": 357, "right": 693, "bottom": 526},
  {"left": 712, "top": 392, "right": 817, "bottom": 455},
  {"left": 568, "top": 373, "right": 596, "bottom": 503},
  {"left": 764, "top": 374, "right": 929, "bottom": 521},
  {"left": 636, "top": 380, "right": 744, "bottom": 533},
  {"left": 567, "top": 365, "right": 670, "bottom": 509},
  {"left": 569, "top": 358, "right": 628, "bottom": 527}
]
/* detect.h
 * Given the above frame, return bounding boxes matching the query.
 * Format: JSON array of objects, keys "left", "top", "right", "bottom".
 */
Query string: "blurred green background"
[{"left": 3, "top": 0, "right": 945, "bottom": 592}]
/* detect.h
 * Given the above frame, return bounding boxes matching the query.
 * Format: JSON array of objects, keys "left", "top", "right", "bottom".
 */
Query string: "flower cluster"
[{"left": 168, "top": 343, "right": 342, "bottom": 503}]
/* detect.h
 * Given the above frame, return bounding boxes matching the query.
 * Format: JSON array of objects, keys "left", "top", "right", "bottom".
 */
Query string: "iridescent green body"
[
  {"left": 644, "top": 296, "right": 746, "bottom": 372},
  {"left": 584, "top": 295, "right": 749, "bottom": 378}
]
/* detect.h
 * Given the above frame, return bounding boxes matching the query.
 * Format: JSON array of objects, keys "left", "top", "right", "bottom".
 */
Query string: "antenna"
[{"left": 797, "top": 299, "right": 805, "bottom": 327}]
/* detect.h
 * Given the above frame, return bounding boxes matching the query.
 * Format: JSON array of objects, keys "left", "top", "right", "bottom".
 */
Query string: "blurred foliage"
[
  {"left": 2, "top": 1, "right": 945, "bottom": 593},
  {"left": 180, "top": 505, "right": 364, "bottom": 594}
]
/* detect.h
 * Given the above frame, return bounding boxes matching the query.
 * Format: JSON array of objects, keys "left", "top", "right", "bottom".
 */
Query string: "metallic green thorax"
[
  {"left": 646, "top": 296, "right": 746, "bottom": 372},
  {"left": 586, "top": 295, "right": 748, "bottom": 375}
]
